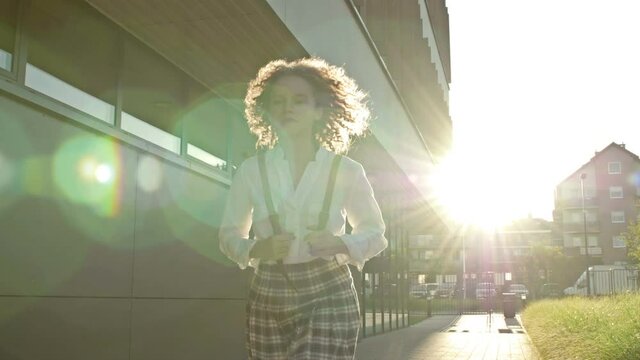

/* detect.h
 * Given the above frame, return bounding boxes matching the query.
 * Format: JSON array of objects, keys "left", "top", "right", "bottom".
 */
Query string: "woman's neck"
[
  {"left": 278, "top": 134, "right": 318, "bottom": 188},
  {"left": 278, "top": 134, "right": 317, "bottom": 163}
]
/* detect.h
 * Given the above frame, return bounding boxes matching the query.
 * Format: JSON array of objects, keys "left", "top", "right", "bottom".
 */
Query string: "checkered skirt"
[{"left": 246, "top": 258, "right": 361, "bottom": 360}]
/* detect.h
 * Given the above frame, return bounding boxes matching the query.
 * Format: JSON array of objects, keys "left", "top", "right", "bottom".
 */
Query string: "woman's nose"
[{"left": 284, "top": 100, "right": 294, "bottom": 114}]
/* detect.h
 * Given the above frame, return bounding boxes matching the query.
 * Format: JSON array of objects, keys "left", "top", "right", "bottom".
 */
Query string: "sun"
[{"left": 427, "top": 149, "right": 523, "bottom": 229}]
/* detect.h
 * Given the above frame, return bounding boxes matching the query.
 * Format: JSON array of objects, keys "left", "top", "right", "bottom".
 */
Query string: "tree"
[
  {"left": 523, "top": 245, "right": 568, "bottom": 296},
  {"left": 623, "top": 221, "right": 640, "bottom": 264}
]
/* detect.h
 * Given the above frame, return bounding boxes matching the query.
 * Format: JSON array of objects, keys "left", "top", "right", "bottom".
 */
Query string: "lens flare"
[
  {"left": 53, "top": 135, "right": 123, "bottom": 217},
  {"left": 0, "top": 151, "right": 12, "bottom": 192},
  {"left": 629, "top": 171, "right": 640, "bottom": 188},
  {"left": 95, "top": 164, "right": 113, "bottom": 184},
  {"left": 137, "top": 155, "right": 163, "bottom": 193},
  {"left": 153, "top": 163, "right": 229, "bottom": 265}
]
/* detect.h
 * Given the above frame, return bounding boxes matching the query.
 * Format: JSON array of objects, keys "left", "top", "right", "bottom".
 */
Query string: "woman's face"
[{"left": 267, "top": 75, "right": 323, "bottom": 139}]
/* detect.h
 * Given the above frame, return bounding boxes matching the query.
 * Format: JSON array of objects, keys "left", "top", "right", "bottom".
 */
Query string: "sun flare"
[{"left": 428, "top": 149, "right": 525, "bottom": 229}]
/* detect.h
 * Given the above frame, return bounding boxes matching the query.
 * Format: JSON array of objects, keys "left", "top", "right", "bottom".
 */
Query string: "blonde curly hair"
[{"left": 244, "top": 58, "right": 371, "bottom": 154}]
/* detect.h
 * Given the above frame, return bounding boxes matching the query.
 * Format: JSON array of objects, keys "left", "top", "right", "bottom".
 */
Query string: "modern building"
[
  {"left": 0, "top": 0, "right": 452, "bottom": 358},
  {"left": 554, "top": 142, "right": 640, "bottom": 265}
]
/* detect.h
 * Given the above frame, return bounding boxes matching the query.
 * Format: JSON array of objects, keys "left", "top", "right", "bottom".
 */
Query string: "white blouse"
[{"left": 219, "top": 146, "right": 387, "bottom": 271}]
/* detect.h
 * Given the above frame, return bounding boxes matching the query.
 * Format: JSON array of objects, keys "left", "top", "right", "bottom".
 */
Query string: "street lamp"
[
  {"left": 462, "top": 233, "right": 466, "bottom": 301},
  {"left": 579, "top": 173, "right": 591, "bottom": 296}
]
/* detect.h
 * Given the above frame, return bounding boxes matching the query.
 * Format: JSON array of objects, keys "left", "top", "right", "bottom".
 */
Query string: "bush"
[{"left": 521, "top": 294, "right": 640, "bottom": 360}]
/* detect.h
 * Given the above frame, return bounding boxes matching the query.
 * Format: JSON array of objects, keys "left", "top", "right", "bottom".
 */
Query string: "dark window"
[
  {"left": 121, "top": 37, "right": 186, "bottom": 136},
  {"left": 0, "top": 0, "right": 19, "bottom": 72},
  {"left": 26, "top": 0, "right": 119, "bottom": 108},
  {"left": 181, "top": 81, "right": 231, "bottom": 169}
]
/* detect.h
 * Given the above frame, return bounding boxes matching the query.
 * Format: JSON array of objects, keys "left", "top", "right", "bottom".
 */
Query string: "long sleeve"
[
  {"left": 218, "top": 161, "right": 257, "bottom": 269},
  {"left": 339, "top": 163, "right": 387, "bottom": 270}
]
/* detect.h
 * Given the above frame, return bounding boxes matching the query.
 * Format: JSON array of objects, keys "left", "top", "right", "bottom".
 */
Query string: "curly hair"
[{"left": 244, "top": 57, "right": 371, "bottom": 154}]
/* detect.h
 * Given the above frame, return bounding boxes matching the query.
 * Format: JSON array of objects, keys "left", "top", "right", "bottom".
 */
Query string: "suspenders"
[{"left": 257, "top": 151, "right": 342, "bottom": 290}]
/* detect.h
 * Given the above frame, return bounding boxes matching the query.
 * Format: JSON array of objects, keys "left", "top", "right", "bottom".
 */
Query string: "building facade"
[
  {"left": 0, "top": 0, "right": 452, "bottom": 358},
  {"left": 554, "top": 142, "right": 640, "bottom": 266}
]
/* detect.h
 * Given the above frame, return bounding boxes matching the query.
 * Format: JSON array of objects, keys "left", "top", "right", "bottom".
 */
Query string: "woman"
[{"left": 219, "top": 58, "right": 387, "bottom": 359}]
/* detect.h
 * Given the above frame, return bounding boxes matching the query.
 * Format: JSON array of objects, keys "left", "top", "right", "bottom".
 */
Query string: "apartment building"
[
  {"left": 0, "top": 0, "right": 452, "bottom": 358},
  {"left": 554, "top": 142, "right": 640, "bottom": 265}
]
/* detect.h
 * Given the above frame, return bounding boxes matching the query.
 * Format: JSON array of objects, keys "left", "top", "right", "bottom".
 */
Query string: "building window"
[
  {"left": 564, "top": 209, "right": 597, "bottom": 223},
  {"left": 572, "top": 236, "right": 583, "bottom": 247},
  {"left": 587, "top": 235, "right": 598, "bottom": 247},
  {"left": 608, "top": 161, "right": 621, "bottom": 174},
  {"left": 181, "top": 88, "right": 234, "bottom": 170},
  {"left": 612, "top": 236, "right": 626, "bottom": 248},
  {"left": 25, "top": 64, "right": 115, "bottom": 124},
  {"left": 26, "top": 0, "right": 119, "bottom": 123},
  {"left": 609, "top": 186, "right": 623, "bottom": 199},
  {"left": 611, "top": 211, "right": 625, "bottom": 223},
  {"left": 121, "top": 112, "right": 180, "bottom": 154},
  {"left": 0, "top": 0, "right": 18, "bottom": 72}
]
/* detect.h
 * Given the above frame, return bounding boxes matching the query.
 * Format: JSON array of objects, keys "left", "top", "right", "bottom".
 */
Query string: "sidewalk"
[{"left": 355, "top": 313, "right": 540, "bottom": 360}]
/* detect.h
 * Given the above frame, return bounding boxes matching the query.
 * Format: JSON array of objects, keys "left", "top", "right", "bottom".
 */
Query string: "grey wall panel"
[
  {"left": 0, "top": 297, "right": 131, "bottom": 360},
  {"left": 130, "top": 299, "right": 246, "bottom": 360},
  {"left": 0, "top": 95, "right": 136, "bottom": 297},
  {"left": 132, "top": 158, "right": 250, "bottom": 299}
]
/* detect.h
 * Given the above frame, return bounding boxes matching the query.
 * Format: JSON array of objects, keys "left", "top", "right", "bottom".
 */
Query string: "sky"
[{"left": 437, "top": 1, "right": 640, "bottom": 226}]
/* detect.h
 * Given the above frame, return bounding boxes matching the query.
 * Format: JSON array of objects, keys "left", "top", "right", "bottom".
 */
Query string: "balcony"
[
  {"left": 564, "top": 246, "right": 603, "bottom": 257},
  {"left": 561, "top": 221, "right": 600, "bottom": 233},
  {"left": 555, "top": 196, "right": 598, "bottom": 209},
  {"left": 579, "top": 246, "right": 603, "bottom": 255}
]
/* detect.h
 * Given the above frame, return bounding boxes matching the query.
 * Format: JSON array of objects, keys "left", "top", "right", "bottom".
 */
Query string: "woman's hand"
[
  {"left": 305, "top": 230, "right": 349, "bottom": 257},
  {"left": 249, "top": 233, "right": 294, "bottom": 261}
]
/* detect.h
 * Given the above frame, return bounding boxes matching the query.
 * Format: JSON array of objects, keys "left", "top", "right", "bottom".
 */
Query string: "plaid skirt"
[{"left": 246, "top": 258, "right": 360, "bottom": 360}]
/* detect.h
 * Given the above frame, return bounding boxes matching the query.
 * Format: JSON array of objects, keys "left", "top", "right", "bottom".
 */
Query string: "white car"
[{"left": 410, "top": 283, "right": 438, "bottom": 298}]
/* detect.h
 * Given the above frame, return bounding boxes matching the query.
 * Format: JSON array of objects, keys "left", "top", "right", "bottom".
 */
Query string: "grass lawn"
[{"left": 521, "top": 293, "right": 640, "bottom": 360}]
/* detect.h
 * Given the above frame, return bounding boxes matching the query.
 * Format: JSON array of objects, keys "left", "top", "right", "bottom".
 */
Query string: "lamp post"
[
  {"left": 462, "top": 233, "right": 466, "bottom": 301},
  {"left": 579, "top": 173, "right": 591, "bottom": 296}
]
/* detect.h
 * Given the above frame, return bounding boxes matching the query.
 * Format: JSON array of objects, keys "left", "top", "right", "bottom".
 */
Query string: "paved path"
[{"left": 355, "top": 313, "right": 540, "bottom": 360}]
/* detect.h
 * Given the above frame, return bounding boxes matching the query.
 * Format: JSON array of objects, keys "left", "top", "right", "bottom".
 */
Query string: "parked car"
[
  {"left": 540, "top": 283, "right": 561, "bottom": 298},
  {"left": 410, "top": 283, "right": 438, "bottom": 298},
  {"left": 435, "top": 282, "right": 456, "bottom": 298},
  {"left": 507, "top": 283, "right": 529, "bottom": 298},
  {"left": 475, "top": 282, "right": 497, "bottom": 299}
]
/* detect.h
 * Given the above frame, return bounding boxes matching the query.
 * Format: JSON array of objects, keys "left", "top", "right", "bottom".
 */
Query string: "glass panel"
[
  {"left": 121, "top": 37, "right": 185, "bottom": 137},
  {"left": 611, "top": 211, "right": 625, "bottom": 223},
  {"left": 187, "top": 143, "right": 226, "bottom": 170},
  {"left": 608, "top": 162, "right": 621, "bottom": 174},
  {"left": 612, "top": 236, "right": 626, "bottom": 248},
  {"left": 181, "top": 83, "right": 230, "bottom": 166},
  {"left": 121, "top": 112, "right": 181, "bottom": 154},
  {"left": 0, "top": 0, "right": 18, "bottom": 71},
  {"left": 25, "top": 64, "right": 115, "bottom": 124},
  {"left": 26, "top": 0, "right": 118, "bottom": 117}
]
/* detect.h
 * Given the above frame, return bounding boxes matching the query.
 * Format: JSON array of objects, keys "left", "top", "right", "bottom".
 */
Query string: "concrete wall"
[{"left": 0, "top": 94, "right": 249, "bottom": 359}]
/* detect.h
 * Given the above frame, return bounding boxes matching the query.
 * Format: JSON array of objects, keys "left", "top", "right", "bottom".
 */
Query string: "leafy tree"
[
  {"left": 523, "top": 245, "right": 568, "bottom": 296},
  {"left": 623, "top": 221, "right": 640, "bottom": 264}
]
